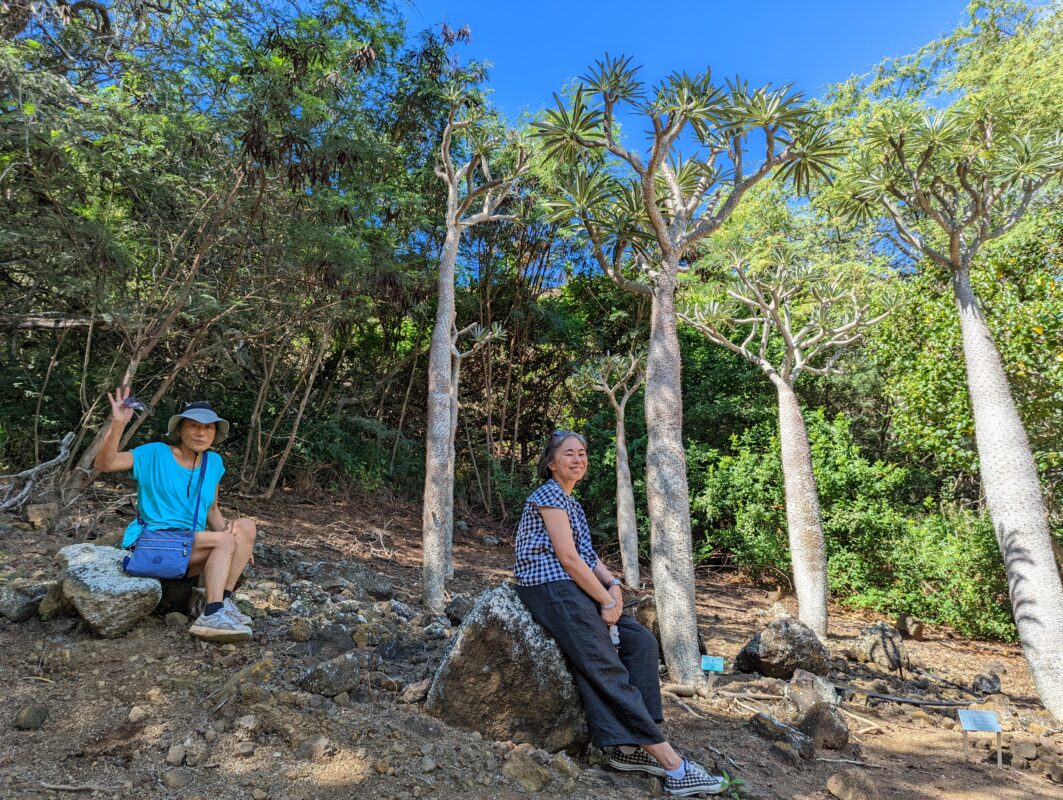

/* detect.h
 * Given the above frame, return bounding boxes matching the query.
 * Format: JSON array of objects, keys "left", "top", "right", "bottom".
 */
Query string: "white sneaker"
[
  {"left": 189, "top": 608, "right": 252, "bottom": 642},
  {"left": 223, "top": 596, "right": 253, "bottom": 625}
]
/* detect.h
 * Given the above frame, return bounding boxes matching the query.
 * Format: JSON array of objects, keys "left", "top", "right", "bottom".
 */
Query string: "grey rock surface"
[
  {"left": 444, "top": 593, "right": 476, "bottom": 625},
  {"left": 785, "top": 668, "right": 839, "bottom": 714},
  {"left": 797, "top": 702, "right": 849, "bottom": 750},
  {"left": 300, "top": 651, "right": 374, "bottom": 697},
  {"left": 0, "top": 579, "right": 50, "bottom": 622},
  {"left": 57, "top": 544, "right": 161, "bottom": 638},
  {"left": 426, "top": 583, "right": 588, "bottom": 753},
  {"left": 735, "top": 618, "right": 830, "bottom": 678},
  {"left": 826, "top": 768, "right": 880, "bottom": 800},
  {"left": 749, "top": 712, "right": 815, "bottom": 760},
  {"left": 846, "top": 622, "right": 910, "bottom": 672}
]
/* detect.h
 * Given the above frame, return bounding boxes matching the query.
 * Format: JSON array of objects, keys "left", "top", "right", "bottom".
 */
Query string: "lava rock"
[
  {"left": 444, "top": 593, "right": 476, "bottom": 625},
  {"left": 426, "top": 584, "right": 588, "bottom": 753},
  {"left": 502, "top": 748, "right": 553, "bottom": 792},
  {"left": 785, "top": 668, "right": 838, "bottom": 714},
  {"left": 895, "top": 614, "right": 924, "bottom": 641},
  {"left": 13, "top": 704, "right": 49, "bottom": 730},
  {"left": 972, "top": 673, "right": 1001, "bottom": 694},
  {"left": 846, "top": 623, "right": 910, "bottom": 672},
  {"left": 826, "top": 769, "right": 880, "bottom": 800},
  {"left": 56, "top": 544, "right": 161, "bottom": 638},
  {"left": 735, "top": 618, "right": 830, "bottom": 679},
  {"left": 797, "top": 702, "right": 849, "bottom": 750},
  {"left": 161, "top": 769, "right": 193, "bottom": 790},
  {"left": 299, "top": 651, "right": 374, "bottom": 697},
  {"left": 749, "top": 712, "right": 815, "bottom": 759},
  {"left": 0, "top": 580, "right": 50, "bottom": 622}
]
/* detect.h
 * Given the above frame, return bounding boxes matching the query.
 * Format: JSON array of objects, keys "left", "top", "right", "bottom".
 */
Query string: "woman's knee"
[{"left": 233, "top": 518, "right": 257, "bottom": 542}]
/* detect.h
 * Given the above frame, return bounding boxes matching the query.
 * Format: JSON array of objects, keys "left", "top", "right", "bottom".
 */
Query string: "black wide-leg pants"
[{"left": 515, "top": 579, "right": 664, "bottom": 748}]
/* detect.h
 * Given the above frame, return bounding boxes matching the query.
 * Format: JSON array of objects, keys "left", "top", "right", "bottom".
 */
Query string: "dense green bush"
[{"left": 692, "top": 411, "right": 1015, "bottom": 639}]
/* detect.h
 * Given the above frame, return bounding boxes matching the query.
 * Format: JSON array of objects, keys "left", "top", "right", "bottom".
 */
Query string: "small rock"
[
  {"left": 237, "top": 714, "right": 258, "bottom": 732},
  {"left": 422, "top": 622, "right": 448, "bottom": 640},
  {"left": 300, "top": 651, "right": 370, "bottom": 697},
  {"left": 289, "top": 617, "right": 313, "bottom": 643},
  {"left": 13, "top": 704, "right": 49, "bottom": 731},
  {"left": 972, "top": 673, "right": 1001, "bottom": 694},
  {"left": 236, "top": 741, "right": 255, "bottom": 757},
  {"left": 374, "top": 760, "right": 391, "bottom": 775},
  {"left": 770, "top": 740, "right": 802, "bottom": 767},
  {"left": 785, "top": 669, "right": 838, "bottom": 714},
  {"left": 296, "top": 735, "right": 329, "bottom": 761},
  {"left": 389, "top": 600, "right": 416, "bottom": 619},
  {"left": 797, "top": 703, "right": 849, "bottom": 750},
  {"left": 502, "top": 748, "right": 552, "bottom": 792},
  {"left": 551, "top": 752, "right": 581, "bottom": 780},
  {"left": 481, "top": 535, "right": 500, "bottom": 547},
  {"left": 0, "top": 581, "right": 50, "bottom": 622},
  {"left": 166, "top": 744, "right": 186, "bottom": 765},
  {"left": 252, "top": 790, "right": 269, "bottom": 800},
  {"left": 827, "top": 769, "right": 879, "bottom": 800},
  {"left": 25, "top": 503, "right": 58, "bottom": 528},
  {"left": 418, "top": 755, "right": 437, "bottom": 773},
  {"left": 895, "top": 614, "right": 924, "bottom": 641},
  {"left": 128, "top": 706, "right": 149, "bottom": 723},
  {"left": 162, "top": 769, "right": 193, "bottom": 790},
  {"left": 165, "top": 611, "right": 189, "bottom": 629},
  {"left": 749, "top": 713, "right": 815, "bottom": 759},
  {"left": 444, "top": 593, "right": 476, "bottom": 625},
  {"left": 1012, "top": 740, "right": 1038, "bottom": 761},
  {"left": 398, "top": 679, "right": 431, "bottom": 704}
]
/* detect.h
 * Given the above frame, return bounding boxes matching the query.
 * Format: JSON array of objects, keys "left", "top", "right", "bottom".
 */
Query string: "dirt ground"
[{"left": 1, "top": 487, "right": 1061, "bottom": 800}]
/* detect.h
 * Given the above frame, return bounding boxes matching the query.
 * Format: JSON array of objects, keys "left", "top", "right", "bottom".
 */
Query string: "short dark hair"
[{"left": 537, "top": 430, "right": 589, "bottom": 481}]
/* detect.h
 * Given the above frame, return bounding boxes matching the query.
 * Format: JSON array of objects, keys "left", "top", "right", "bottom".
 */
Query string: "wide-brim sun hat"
[{"left": 166, "top": 401, "right": 230, "bottom": 445}]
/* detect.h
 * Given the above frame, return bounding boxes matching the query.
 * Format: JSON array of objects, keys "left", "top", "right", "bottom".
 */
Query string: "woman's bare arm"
[{"left": 540, "top": 507, "right": 614, "bottom": 606}]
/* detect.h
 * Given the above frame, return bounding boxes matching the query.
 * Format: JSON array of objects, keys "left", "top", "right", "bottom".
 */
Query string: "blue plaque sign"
[
  {"left": 700, "top": 655, "right": 725, "bottom": 673},
  {"left": 957, "top": 709, "right": 1002, "bottom": 733}
]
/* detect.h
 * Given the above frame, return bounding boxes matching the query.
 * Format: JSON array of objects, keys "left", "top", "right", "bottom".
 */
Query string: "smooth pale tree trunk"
[
  {"left": 422, "top": 225, "right": 461, "bottom": 613},
  {"left": 611, "top": 397, "right": 640, "bottom": 587},
  {"left": 772, "top": 377, "right": 829, "bottom": 638},
  {"left": 644, "top": 270, "right": 701, "bottom": 684},
  {"left": 953, "top": 267, "right": 1063, "bottom": 721}
]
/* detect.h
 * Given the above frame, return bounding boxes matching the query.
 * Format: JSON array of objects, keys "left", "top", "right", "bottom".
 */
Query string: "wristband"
[
  {"left": 607, "top": 578, "right": 622, "bottom": 588},
  {"left": 600, "top": 599, "right": 617, "bottom": 610}
]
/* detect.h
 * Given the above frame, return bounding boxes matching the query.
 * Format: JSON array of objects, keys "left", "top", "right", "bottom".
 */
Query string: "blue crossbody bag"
[{"left": 122, "top": 454, "right": 209, "bottom": 580}]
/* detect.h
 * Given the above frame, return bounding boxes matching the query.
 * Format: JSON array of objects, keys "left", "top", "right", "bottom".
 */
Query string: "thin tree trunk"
[
  {"left": 613, "top": 396, "right": 640, "bottom": 587},
  {"left": 423, "top": 224, "right": 461, "bottom": 613},
  {"left": 644, "top": 269, "right": 701, "bottom": 684},
  {"left": 262, "top": 331, "right": 328, "bottom": 500},
  {"left": 953, "top": 267, "right": 1063, "bottom": 721},
  {"left": 773, "top": 377, "right": 829, "bottom": 638},
  {"left": 389, "top": 349, "right": 419, "bottom": 476}
]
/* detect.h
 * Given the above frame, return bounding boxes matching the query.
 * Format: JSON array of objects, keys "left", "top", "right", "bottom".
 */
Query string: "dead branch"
[{"left": 0, "top": 432, "right": 75, "bottom": 511}]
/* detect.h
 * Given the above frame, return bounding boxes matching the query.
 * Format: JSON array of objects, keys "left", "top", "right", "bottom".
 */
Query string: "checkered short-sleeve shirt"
[{"left": 513, "top": 479, "right": 599, "bottom": 585}]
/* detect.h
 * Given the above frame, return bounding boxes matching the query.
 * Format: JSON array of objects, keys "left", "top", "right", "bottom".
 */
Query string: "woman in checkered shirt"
[{"left": 513, "top": 431, "right": 724, "bottom": 796}]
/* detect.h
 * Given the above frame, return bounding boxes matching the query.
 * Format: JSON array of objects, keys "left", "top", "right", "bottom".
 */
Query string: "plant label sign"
[
  {"left": 957, "top": 710, "right": 1002, "bottom": 733},
  {"left": 957, "top": 709, "right": 1003, "bottom": 767},
  {"left": 700, "top": 656, "right": 725, "bottom": 673}
]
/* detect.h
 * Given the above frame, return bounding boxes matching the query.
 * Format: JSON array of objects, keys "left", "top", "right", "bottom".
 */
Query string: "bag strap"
[{"left": 189, "top": 452, "right": 209, "bottom": 532}]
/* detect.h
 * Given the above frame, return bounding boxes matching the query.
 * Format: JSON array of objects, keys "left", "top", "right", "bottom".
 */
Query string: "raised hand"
[{"left": 106, "top": 386, "right": 136, "bottom": 426}]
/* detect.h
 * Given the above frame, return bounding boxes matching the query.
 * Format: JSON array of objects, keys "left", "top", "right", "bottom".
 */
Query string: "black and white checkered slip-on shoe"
[
  {"left": 663, "top": 759, "right": 726, "bottom": 796},
  {"left": 606, "top": 747, "right": 667, "bottom": 776}
]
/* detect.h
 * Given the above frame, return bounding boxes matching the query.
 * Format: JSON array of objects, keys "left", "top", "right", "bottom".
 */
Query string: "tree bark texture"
[
  {"left": 613, "top": 402, "right": 640, "bottom": 587},
  {"left": 422, "top": 225, "right": 461, "bottom": 613},
  {"left": 644, "top": 271, "right": 701, "bottom": 684},
  {"left": 773, "top": 378, "right": 829, "bottom": 638},
  {"left": 952, "top": 267, "right": 1063, "bottom": 721}
]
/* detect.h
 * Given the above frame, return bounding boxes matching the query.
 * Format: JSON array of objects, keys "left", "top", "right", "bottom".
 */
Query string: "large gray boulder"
[
  {"left": 735, "top": 617, "right": 830, "bottom": 679},
  {"left": 426, "top": 584, "right": 588, "bottom": 753},
  {"left": 57, "top": 544, "right": 161, "bottom": 638}
]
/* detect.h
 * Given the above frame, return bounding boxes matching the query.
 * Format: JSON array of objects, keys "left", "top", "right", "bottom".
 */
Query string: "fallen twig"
[
  {"left": 664, "top": 691, "right": 709, "bottom": 719},
  {"left": 816, "top": 757, "right": 884, "bottom": 769},
  {"left": 40, "top": 783, "right": 121, "bottom": 793},
  {"left": 839, "top": 707, "right": 885, "bottom": 732},
  {"left": 715, "top": 691, "right": 786, "bottom": 701},
  {"left": 20, "top": 676, "right": 55, "bottom": 684}
]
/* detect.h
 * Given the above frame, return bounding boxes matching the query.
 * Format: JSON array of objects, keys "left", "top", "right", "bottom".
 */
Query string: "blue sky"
[{"left": 403, "top": 0, "right": 970, "bottom": 119}]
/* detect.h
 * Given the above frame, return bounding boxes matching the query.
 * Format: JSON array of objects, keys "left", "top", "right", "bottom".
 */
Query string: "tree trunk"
[
  {"left": 422, "top": 224, "right": 461, "bottom": 613},
  {"left": 773, "top": 377, "right": 829, "bottom": 638},
  {"left": 613, "top": 399, "right": 640, "bottom": 587},
  {"left": 644, "top": 269, "right": 701, "bottom": 684},
  {"left": 953, "top": 267, "right": 1063, "bottom": 721}
]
